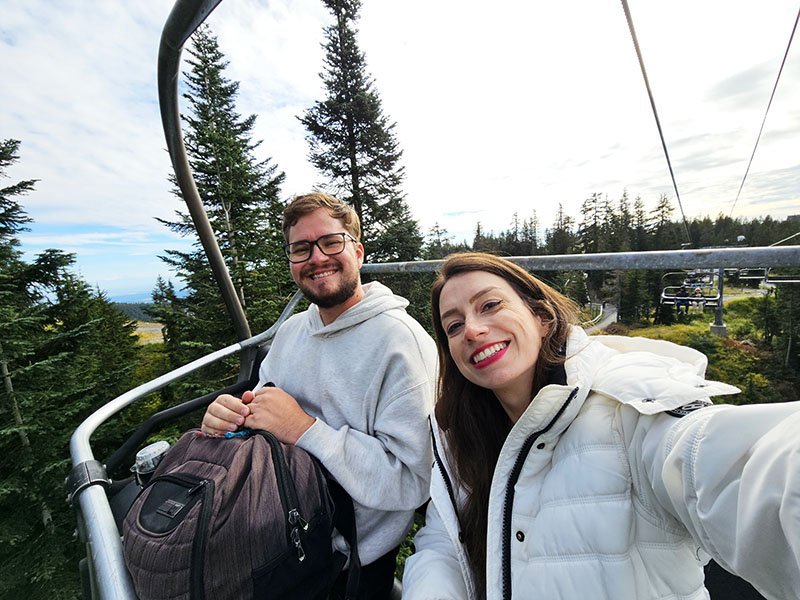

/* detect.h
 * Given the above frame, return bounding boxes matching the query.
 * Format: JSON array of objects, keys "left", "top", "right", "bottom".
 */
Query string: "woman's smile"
[{"left": 470, "top": 341, "right": 509, "bottom": 368}]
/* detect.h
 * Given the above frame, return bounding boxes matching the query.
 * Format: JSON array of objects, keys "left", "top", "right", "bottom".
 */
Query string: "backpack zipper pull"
[
  {"left": 290, "top": 526, "right": 306, "bottom": 562},
  {"left": 288, "top": 508, "right": 308, "bottom": 531},
  {"left": 288, "top": 509, "right": 308, "bottom": 562}
]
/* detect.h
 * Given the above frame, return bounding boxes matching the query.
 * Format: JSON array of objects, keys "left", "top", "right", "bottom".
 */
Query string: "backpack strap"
[{"left": 327, "top": 477, "right": 360, "bottom": 600}]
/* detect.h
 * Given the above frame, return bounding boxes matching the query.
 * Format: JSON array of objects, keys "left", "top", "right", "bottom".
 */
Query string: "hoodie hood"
[{"left": 307, "top": 281, "right": 410, "bottom": 336}]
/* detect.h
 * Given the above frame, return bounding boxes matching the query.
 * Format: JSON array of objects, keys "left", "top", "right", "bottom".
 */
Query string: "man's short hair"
[{"left": 282, "top": 192, "right": 361, "bottom": 243}]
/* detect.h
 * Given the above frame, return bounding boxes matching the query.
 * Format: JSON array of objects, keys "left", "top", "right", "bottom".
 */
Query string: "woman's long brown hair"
[{"left": 430, "top": 253, "right": 578, "bottom": 597}]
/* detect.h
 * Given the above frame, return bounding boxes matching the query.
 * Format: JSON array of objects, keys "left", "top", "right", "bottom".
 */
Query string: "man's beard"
[{"left": 299, "top": 275, "right": 359, "bottom": 309}]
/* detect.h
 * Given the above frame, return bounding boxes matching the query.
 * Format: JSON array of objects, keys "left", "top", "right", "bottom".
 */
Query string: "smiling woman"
[
  {"left": 402, "top": 252, "right": 800, "bottom": 600},
  {"left": 437, "top": 269, "right": 571, "bottom": 422}
]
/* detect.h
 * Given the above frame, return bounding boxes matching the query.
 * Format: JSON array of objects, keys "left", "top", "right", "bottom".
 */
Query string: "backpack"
[{"left": 122, "top": 428, "right": 360, "bottom": 600}]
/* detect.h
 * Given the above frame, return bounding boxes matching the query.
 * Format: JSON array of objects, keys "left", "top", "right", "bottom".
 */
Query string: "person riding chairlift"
[
  {"left": 676, "top": 285, "right": 690, "bottom": 314},
  {"left": 693, "top": 287, "right": 705, "bottom": 313}
]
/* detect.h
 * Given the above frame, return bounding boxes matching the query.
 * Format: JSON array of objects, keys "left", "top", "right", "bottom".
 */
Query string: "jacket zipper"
[
  {"left": 258, "top": 431, "right": 309, "bottom": 561},
  {"left": 501, "top": 386, "right": 579, "bottom": 600},
  {"left": 429, "top": 417, "right": 465, "bottom": 543}
]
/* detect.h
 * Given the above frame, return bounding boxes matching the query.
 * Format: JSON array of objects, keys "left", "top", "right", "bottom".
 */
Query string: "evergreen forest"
[{"left": 1, "top": 2, "right": 799, "bottom": 596}]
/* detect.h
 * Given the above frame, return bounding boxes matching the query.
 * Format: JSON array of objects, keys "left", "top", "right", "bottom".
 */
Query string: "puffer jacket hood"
[{"left": 565, "top": 329, "right": 740, "bottom": 414}]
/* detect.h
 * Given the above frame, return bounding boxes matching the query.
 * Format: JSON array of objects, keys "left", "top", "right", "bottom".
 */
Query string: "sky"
[{"left": 2, "top": 0, "right": 799, "bottom": 300}]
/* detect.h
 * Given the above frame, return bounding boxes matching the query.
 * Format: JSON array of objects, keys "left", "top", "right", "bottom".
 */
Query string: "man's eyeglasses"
[{"left": 284, "top": 232, "right": 358, "bottom": 263}]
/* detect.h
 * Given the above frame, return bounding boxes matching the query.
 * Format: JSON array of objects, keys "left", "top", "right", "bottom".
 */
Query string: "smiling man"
[{"left": 202, "top": 192, "right": 437, "bottom": 599}]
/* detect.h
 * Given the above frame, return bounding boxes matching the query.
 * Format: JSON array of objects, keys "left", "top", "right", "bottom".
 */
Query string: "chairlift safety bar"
[
  {"left": 68, "top": 290, "right": 302, "bottom": 599},
  {"left": 360, "top": 246, "right": 800, "bottom": 274}
]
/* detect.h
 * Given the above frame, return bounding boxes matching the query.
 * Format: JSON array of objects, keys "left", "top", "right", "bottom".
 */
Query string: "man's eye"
[{"left": 290, "top": 244, "right": 309, "bottom": 256}]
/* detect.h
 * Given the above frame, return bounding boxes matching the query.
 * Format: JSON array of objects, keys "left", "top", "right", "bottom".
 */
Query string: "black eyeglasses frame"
[{"left": 283, "top": 232, "right": 358, "bottom": 263}]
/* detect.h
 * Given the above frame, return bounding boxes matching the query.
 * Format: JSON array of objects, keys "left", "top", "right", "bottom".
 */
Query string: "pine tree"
[
  {"left": 156, "top": 26, "right": 293, "bottom": 394},
  {"left": 775, "top": 284, "right": 800, "bottom": 368},
  {"left": 688, "top": 216, "right": 714, "bottom": 249},
  {"left": 0, "top": 140, "right": 35, "bottom": 264},
  {"left": 473, "top": 221, "right": 488, "bottom": 251},
  {"left": 648, "top": 194, "right": 681, "bottom": 250},
  {"left": 607, "top": 190, "right": 632, "bottom": 253},
  {"left": 521, "top": 211, "right": 540, "bottom": 255},
  {"left": 300, "top": 0, "right": 422, "bottom": 262},
  {"left": 632, "top": 195, "right": 649, "bottom": 251},
  {"left": 501, "top": 212, "right": 522, "bottom": 255},
  {"left": 711, "top": 213, "right": 740, "bottom": 247},
  {"left": 0, "top": 141, "right": 48, "bottom": 573},
  {"left": 577, "top": 193, "right": 612, "bottom": 296},
  {"left": 617, "top": 269, "right": 649, "bottom": 324},
  {"left": 422, "top": 222, "right": 450, "bottom": 259},
  {"left": 0, "top": 139, "right": 139, "bottom": 598},
  {"left": 577, "top": 193, "right": 607, "bottom": 255},
  {"left": 545, "top": 204, "right": 575, "bottom": 255}
]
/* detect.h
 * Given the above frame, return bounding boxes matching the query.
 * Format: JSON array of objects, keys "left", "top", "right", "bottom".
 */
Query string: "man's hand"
[
  {"left": 201, "top": 393, "right": 251, "bottom": 436},
  {"left": 244, "top": 386, "right": 315, "bottom": 444}
]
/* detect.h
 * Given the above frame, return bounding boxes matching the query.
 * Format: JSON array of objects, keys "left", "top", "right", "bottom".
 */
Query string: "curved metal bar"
[
  {"left": 71, "top": 342, "right": 239, "bottom": 465},
  {"left": 69, "top": 339, "right": 238, "bottom": 600},
  {"left": 158, "top": 0, "right": 252, "bottom": 341},
  {"left": 68, "top": 291, "right": 303, "bottom": 599},
  {"left": 75, "top": 486, "right": 137, "bottom": 599},
  {"left": 103, "top": 291, "right": 303, "bottom": 472},
  {"left": 70, "top": 291, "right": 302, "bottom": 466}
]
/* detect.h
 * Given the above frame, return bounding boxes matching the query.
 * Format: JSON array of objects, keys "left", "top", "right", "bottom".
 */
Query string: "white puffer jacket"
[{"left": 403, "top": 327, "right": 800, "bottom": 600}]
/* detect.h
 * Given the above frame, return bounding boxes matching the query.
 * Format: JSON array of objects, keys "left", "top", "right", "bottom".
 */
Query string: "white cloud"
[{"left": 2, "top": 0, "right": 799, "bottom": 297}]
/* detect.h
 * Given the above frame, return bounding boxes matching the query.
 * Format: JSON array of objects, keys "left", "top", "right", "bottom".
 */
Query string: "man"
[
  {"left": 202, "top": 192, "right": 436, "bottom": 599},
  {"left": 676, "top": 284, "right": 690, "bottom": 314}
]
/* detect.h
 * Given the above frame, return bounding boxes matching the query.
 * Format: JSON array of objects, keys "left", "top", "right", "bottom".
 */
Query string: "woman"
[
  {"left": 403, "top": 252, "right": 800, "bottom": 599},
  {"left": 693, "top": 286, "right": 706, "bottom": 313}
]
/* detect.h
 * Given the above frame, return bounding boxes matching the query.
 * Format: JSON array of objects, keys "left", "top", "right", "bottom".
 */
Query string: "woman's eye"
[
  {"left": 445, "top": 322, "right": 463, "bottom": 336},
  {"left": 482, "top": 300, "right": 501, "bottom": 312}
]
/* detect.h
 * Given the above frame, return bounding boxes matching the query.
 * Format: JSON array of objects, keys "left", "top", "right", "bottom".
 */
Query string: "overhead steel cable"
[
  {"left": 620, "top": 0, "right": 692, "bottom": 246},
  {"left": 729, "top": 5, "right": 800, "bottom": 218}
]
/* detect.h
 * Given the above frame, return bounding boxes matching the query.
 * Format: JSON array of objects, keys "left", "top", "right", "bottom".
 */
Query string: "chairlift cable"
[
  {"left": 729, "top": 6, "right": 800, "bottom": 218},
  {"left": 619, "top": 0, "right": 692, "bottom": 246}
]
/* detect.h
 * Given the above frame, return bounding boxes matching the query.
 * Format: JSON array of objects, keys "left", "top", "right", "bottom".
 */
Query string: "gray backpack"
[{"left": 122, "top": 429, "right": 359, "bottom": 600}]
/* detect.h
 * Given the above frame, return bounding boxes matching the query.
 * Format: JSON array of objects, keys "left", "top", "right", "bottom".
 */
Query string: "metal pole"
[
  {"left": 157, "top": 0, "right": 251, "bottom": 342},
  {"left": 710, "top": 267, "right": 727, "bottom": 336}
]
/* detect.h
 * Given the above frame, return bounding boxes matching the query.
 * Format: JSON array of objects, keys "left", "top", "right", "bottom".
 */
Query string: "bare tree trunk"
[{"left": 221, "top": 198, "right": 247, "bottom": 310}]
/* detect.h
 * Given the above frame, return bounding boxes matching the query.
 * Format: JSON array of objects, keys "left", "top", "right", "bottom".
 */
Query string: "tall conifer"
[
  {"left": 0, "top": 139, "right": 139, "bottom": 598},
  {"left": 156, "top": 26, "right": 293, "bottom": 392},
  {"left": 300, "top": 0, "right": 422, "bottom": 262},
  {"left": 545, "top": 204, "right": 576, "bottom": 255}
]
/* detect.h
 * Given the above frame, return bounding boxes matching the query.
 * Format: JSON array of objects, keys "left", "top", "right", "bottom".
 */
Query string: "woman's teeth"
[{"left": 472, "top": 342, "right": 507, "bottom": 364}]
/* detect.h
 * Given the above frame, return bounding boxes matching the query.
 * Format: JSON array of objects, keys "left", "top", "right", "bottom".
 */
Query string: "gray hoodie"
[{"left": 258, "top": 281, "right": 437, "bottom": 564}]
